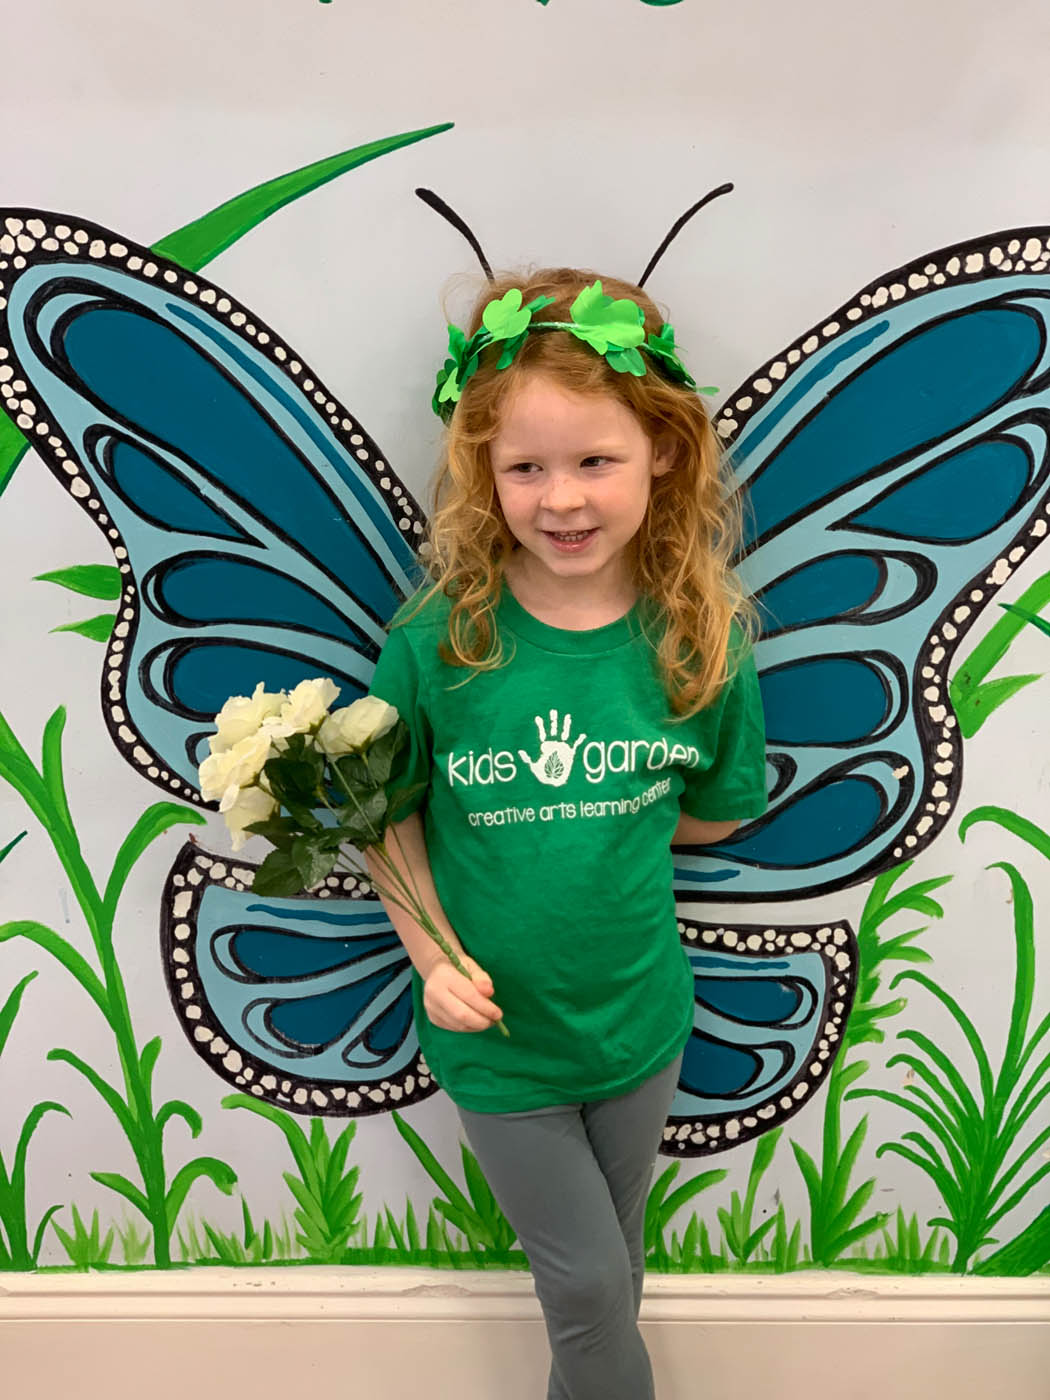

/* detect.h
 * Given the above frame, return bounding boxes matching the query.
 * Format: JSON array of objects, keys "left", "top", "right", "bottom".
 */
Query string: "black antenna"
[
  {"left": 637, "top": 183, "right": 734, "bottom": 288},
  {"left": 415, "top": 188, "right": 495, "bottom": 282}
]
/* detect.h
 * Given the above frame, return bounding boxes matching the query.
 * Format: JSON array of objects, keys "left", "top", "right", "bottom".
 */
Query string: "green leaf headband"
[{"left": 432, "top": 281, "right": 717, "bottom": 422}]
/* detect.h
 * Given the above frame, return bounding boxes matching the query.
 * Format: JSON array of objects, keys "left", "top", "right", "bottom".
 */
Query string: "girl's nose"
[{"left": 540, "top": 474, "right": 587, "bottom": 510}]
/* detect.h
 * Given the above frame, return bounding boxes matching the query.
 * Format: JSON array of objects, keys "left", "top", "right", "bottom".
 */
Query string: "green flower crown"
[{"left": 432, "top": 280, "right": 716, "bottom": 422}]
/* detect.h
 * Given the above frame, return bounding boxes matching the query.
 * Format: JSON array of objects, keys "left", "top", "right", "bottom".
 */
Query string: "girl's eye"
[
  {"left": 582, "top": 456, "right": 609, "bottom": 467},
  {"left": 508, "top": 462, "right": 537, "bottom": 474}
]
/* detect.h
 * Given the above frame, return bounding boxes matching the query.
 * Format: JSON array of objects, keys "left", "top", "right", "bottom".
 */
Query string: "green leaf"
[
  {"left": 958, "top": 804, "right": 1050, "bottom": 861},
  {"left": 386, "top": 782, "right": 428, "bottom": 822},
  {"left": 252, "top": 848, "right": 307, "bottom": 897},
  {"left": 265, "top": 753, "right": 323, "bottom": 808},
  {"left": 999, "top": 601, "right": 1050, "bottom": 638},
  {"left": 50, "top": 614, "right": 116, "bottom": 643},
  {"left": 243, "top": 814, "right": 303, "bottom": 850},
  {"left": 164, "top": 1156, "right": 238, "bottom": 1231},
  {"left": 221, "top": 1093, "right": 315, "bottom": 1183},
  {"left": 0, "top": 921, "right": 108, "bottom": 1015},
  {"left": 291, "top": 835, "right": 338, "bottom": 889},
  {"left": 103, "top": 801, "right": 207, "bottom": 922},
  {"left": 568, "top": 280, "right": 646, "bottom": 353},
  {"left": 0, "top": 412, "right": 28, "bottom": 502},
  {"left": 91, "top": 1171, "right": 150, "bottom": 1219},
  {"left": 47, "top": 1048, "right": 137, "bottom": 1141},
  {"left": 0, "top": 971, "right": 37, "bottom": 1060},
  {"left": 605, "top": 345, "right": 647, "bottom": 376},
  {"left": 363, "top": 719, "right": 408, "bottom": 787},
  {"left": 482, "top": 289, "right": 532, "bottom": 342},
  {"left": 0, "top": 830, "right": 27, "bottom": 866},
  {"left": 139, "top": 1036, "right": 163, "bottom": 1096},
  {"left": 33, "top": 564, "right": 122, "bottom": 600},
  {"left": 973, "top": 1203, "right": 1050, "bottom": 1275},
  {"left": 339, "top": 788, "right": 388, "bottom": 846},
  {"left": 152, "top": 123, "right": 453, "bottom": 270},
  {"left": 951, "top": 673, "right": 1041, "bottom": 737},
  {"left": 156, "top": 1099, "right": 203, "bottom": 1141}
]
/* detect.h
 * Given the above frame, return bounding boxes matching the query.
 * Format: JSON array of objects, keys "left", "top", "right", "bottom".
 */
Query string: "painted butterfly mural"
[{"left": 1, "top": 201, "right": 1048, "bottom": 1157}]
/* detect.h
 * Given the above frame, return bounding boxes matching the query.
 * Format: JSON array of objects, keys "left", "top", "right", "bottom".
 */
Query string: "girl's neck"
[{"left": 502, "top": 553, "right": 638, "bottom": 630}]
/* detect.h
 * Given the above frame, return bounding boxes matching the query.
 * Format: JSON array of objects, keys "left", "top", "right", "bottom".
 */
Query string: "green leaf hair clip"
[{"left": 432, "top": 280, "right": 715, "bottom": 422}]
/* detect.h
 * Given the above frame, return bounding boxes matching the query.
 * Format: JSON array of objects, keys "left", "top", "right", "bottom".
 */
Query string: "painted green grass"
[
  {"left": 0, "top": 704, "right": 235, "bottom": 1266},
  {"left": 0, "top": 971, "right": 69, "bottom": 1269},
  {"left": 790, "top": 860, "right": 949, "bottom": 1266},
  {"left": 849, "top": 809, "right": 1050, "bottom": 1275}
]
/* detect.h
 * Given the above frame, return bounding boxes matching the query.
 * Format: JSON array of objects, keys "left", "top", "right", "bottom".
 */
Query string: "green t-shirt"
[{"left": 367, "top": 583, "right": 768, "bottom": 1113}]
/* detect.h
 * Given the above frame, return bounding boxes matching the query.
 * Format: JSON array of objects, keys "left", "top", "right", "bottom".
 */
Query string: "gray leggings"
[{"left": 455, "top": 1048, "right": 685, "bottom": 1400}]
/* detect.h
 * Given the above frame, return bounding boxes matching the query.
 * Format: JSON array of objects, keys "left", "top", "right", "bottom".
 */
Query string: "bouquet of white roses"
[{"left": 197, "top": 677, "right": 509, "bottom": 1037}]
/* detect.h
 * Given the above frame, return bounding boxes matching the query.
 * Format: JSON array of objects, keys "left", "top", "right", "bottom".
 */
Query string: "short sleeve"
[
  {"left": 679, "top": 631, "right": 768, "bottom": 821},
  {"left": 368, "top": 623, "right": 433, "bottom": 820}
]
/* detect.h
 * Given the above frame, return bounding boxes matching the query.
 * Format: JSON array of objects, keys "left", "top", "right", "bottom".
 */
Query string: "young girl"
[{"left": 366, "top": 267, "right": 768, "bottom": 1400}]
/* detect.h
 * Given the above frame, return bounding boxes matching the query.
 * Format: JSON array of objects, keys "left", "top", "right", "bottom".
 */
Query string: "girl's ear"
[{"left": 651, "top": 434, "right": 676, "bottom": 477}]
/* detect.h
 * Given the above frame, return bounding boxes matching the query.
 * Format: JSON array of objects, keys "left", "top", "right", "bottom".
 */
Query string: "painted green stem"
[{"left": 0, "top": 705, "right": 234, "bottom": 1267}]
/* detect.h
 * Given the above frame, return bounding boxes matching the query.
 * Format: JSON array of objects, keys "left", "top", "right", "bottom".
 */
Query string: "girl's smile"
[{"left": 490, "top": 374, "right": 671, "bottom": 606}]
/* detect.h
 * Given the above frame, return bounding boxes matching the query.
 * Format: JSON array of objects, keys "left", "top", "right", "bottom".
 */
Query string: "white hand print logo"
[{"left": 519, "top": 710, "right": 588, "bottom": 787}]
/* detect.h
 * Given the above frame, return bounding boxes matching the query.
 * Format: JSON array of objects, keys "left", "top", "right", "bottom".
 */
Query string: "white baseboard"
[{"left": 3, "top": 1270, "right": 1049, "bottom": 1399}]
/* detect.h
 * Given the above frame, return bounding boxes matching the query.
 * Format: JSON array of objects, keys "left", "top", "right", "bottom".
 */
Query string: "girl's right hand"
[{"left": 423, "top": 955, "right": 504, "bottom": 1033}]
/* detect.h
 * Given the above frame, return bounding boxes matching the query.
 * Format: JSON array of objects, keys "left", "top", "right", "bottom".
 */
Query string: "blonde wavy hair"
[{"left": 399, "top": 266, "right": 758, "bottom": 718}]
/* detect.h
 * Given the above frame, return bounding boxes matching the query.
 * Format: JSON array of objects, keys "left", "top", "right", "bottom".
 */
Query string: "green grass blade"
[
  {"left": 0, "top": 923, "right": 108, "bottom": 1015},
  {"left": 33, "top": 564, "right": 122, "bottom": 600},
  {"left": 973, "top": 1204, "right": 1050, "bottom": 1275},
  {"left": 164, "top": 1156, "right": 237, "bottom": 1231},
  {"left": 0, "top": 971, "right": 37, "bottom": 1059},
  {"left": 1003, "top": 1068, "right": 1050, "bottom": 1142},
  {"left": 91, "top": 1171, "right": 149, "bottom": 1219},
  {"left": 985, "top": 1120, "right": 1050, "bottom": 1220},
  {"left": 958, "top": 805, "right": 1050, "bottom": 860},
  {"left": 873, "top": 1141, "right": 954, "bottom": 1204},
  {"left": 1000, "top": 601, "right": 1050, "bottom": 637},
  {"left": 103, "top": 802, "right": 207, "bottom": 923},
  {"left": 46, "top": 1048, "right": 136, "bottom": 1139},
  {"left": 156, "top": 1099, "right": 203, "bottom": 1141},
  {"left": 658, "top": 1168, "right": 727, "bottom": 1224},
  {"left": 0, "top": 830, "right": 27, "bottom": 866},
  {"left": 949, "top": 571, "right": 1050, "bottom": 724},
  {"left": 152, "top": 124, "right": 453, "bottom": 270},
  {"left": 988, "top": 862, "right": 1036, "bottom": 1100},
  {"left": 222, "top": 1094, "right": 313, "bottom": 1183},
  {"left": 12, "top": 1102, "right": 70, "bottom": 1204},
  {"left": 389, "top": 1110, "right": 478, "bottom": 1220},
  {"left": 893, "top": 1004, "right": 992, "bottom": 1115},
  {"left": 883, "top": 1051, "right": 980, "bottom": 1154},
  {"left": 0, "top": 413, "right": 27, "bottom": 501},
  {"left": 30, "top": 1204, "right": 63, "bottom": 1265},
  {"left": 985, "top": 1160, "right": 1050, "bottom": 1233},
  {"left": 139, "top": 1036, "right": 163, "bottom": 1096}
]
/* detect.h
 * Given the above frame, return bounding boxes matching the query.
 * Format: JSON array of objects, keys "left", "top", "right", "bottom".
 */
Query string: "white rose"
[
  {"left": 209, "top": 682, "right": 287, "bottom": 754},
  {"left": 317, "top": 696, "right": 399, "bottom": 756},
  {"left": 198, "top": 729, "right": 273, "bottom": 811},
  {"left": 264, "top": 677, "right": 341, "bottom": 741},
  {"left": 224, "top": 784, "right": 278, "bottom": 853}
]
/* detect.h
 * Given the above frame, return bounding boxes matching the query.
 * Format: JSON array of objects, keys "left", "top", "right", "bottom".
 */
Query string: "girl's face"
[{"left": 489, "top": 373, "right": 671, "bottom": 601}]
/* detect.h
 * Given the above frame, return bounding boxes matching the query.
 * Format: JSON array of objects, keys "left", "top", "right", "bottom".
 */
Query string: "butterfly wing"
[
  {"left": 673, "top": 228, "right": 1050, "bottom": 904},
  {"left": 0, "top": 210, "right": 434, "bottom": 1113},
  {"left": 0, "top": 210, "right": 425, "bottom": 796}
]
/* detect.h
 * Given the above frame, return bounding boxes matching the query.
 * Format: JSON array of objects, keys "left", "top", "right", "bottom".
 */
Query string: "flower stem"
[{"left": 333, "top": 845, "right": 510, "bottom": 1039}]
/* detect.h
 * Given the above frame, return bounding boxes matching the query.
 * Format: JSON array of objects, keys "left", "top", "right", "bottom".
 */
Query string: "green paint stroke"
[
  {"left": 949, "top": 571, "right": 1050, "bottom": 737},
  {"left": 0, "top": 703, "right": 234, "bottom": 1268},
  {"left": 0, "top": 971, "right": 70, "bottom": 1270},
  {"left": 849, "top": 838, "right": 1050, "bottom": 1275},
  {"left": 0, "top": 121, "right": 453, "bottom": 499},
  {"left": 791, "top": 860, "right": 948, "bottom": 1269}
]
